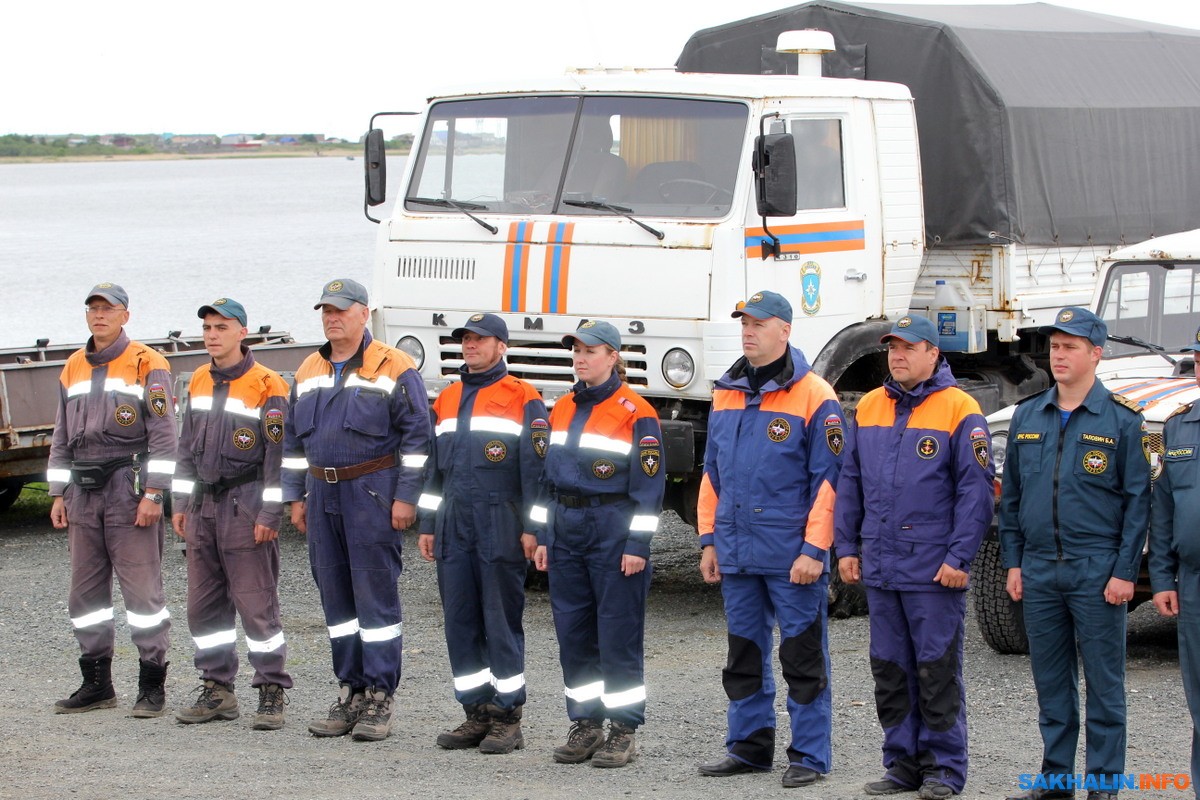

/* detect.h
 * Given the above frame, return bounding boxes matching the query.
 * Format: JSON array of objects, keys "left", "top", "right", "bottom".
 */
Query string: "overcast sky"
[{"left": 4, "top": 0, "right": 1199, "bottom": 140}]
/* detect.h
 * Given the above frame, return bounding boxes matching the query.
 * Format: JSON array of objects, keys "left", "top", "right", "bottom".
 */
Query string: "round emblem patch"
[
  {"left": 916, "top": 435, "right": 940, "bottom": 459},
  {"left": 1058, "top": 309, "right": 1074, "bottom": 322},
  {"left": 767, "top": 418, "right": 791, "bottom": 442},
  {"left": 484, "top": 440, "right": 507, "bottom": 462},
  {"left": 749, "top": 292, "right": 764, "bottom": 303},
  {"left": 897, "top": 316, "right": 912, "bottom": 328},
  {"left": 213, "top": 297, "right": 228, "bottom": 306},
  {"left": 114, "top": 404, "right": 137, "bottom": 426},
  {"left": 470, "top": 313, "right": 485, "bottom": 322},
  {"left": 233, "top": 427, "right": 256, "bottom": 450},
  {"left": 96, "top": 282, "right": 113, "bottom": 289},
  {"left": 579, "top": 320, "right": 597, "bottom": 329},
  {"left": 1083, "top": 449, "right": 1108, "bottom": 474},
  {"left": 592, "top": 459, "right": 616, "bottom": 479},
  {"left": 327, "top": 280, "right": 343, "bottom": 292}
]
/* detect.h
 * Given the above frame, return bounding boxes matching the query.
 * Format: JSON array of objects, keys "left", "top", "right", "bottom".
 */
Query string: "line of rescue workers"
[{"left": 43, "top": 279, "right": 1200, "bottom": 799}]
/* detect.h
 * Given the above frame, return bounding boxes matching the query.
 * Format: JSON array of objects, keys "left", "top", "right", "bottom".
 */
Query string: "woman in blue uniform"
[{"left": 531, "top": 320, "right": 665, "bottom": 768}]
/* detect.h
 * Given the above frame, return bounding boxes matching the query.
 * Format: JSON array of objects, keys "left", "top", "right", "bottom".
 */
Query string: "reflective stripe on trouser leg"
[
  {"left": 549, "top": 539, "right": 604, "bottom": 722},
  {"left": 186, "top": 513, "right": 240, "bottom": 685},
  {"left": 68, "top": 504, "right": 118, "bottom": 659}
]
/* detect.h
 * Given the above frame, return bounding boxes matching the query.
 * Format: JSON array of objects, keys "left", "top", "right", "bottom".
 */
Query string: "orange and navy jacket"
[
  {"left": 417, "top": 360, "right": 548, "bottom": 535},
  {"left": 698, "top": 345, "right": 842, "bottom": 575},
  {"left": 47, "top": 331, "right": 177, "bottom": 495},
  {"left": 834, "top": 359, "right": 995, "bottom": 592},
  {"left": 281, "top": 330, "right": 431, "bottom": 504},
  {"left": 531, "top": 372, "right": 665, "bottom": 559},
  {"left": 171, "top": 347, "right": 289, "bottom": 531}
]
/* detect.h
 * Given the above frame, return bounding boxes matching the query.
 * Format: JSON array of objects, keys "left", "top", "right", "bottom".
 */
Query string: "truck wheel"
[
  {"left": 828, "top": 548, "right": 869, "bottom": 619},
  {"left": 0, "top": 477, "right": 26, "bottom": 513},
  {"left": 972, "top": 536, "right": 1029, "bottom": 654}
]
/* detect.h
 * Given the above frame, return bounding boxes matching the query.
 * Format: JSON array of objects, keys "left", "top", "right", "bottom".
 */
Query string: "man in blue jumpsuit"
[
  {"left": 835, "top": 314, "right": 994, "bottom": 799},
  {"left": 697, "top": 290, "right": 843, "bottom": 789},
  {"left": 1149, "top": 323, "right": 1200, "bottom": 787},
  {"left": 418, "top": 313, "right": 547, "bottom": 754},
  {"left": 282, "top": 278, "right": 431, "bottom": 742},
  {"left": 1000, "top": 307, "right": 1150, "bottom": 800}
]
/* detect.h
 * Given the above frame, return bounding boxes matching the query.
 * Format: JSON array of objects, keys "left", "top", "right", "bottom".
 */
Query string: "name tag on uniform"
[
  {"left": 1079, "top": 432, "right": 1117, "bottom": 447},
  {"left": 1015, "top": 432, "right": 1043, "bottom": 442},
  {"left": 1165, "top": 446, "right": 1197, "bottom": 460}
]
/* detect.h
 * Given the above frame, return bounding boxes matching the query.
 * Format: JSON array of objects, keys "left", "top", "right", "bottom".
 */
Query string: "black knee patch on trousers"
[
  {"left": 780, "top": 618, "right": 827, "bottom": 706},
  {"left": 722, "top": 633, "right": 764, "bottom": 701},
  {"left": 871, "top": 655, "right": 910, "bottom": 728},
  {"left": 917, "top": 634, "right": 962, "bottom": 733}
]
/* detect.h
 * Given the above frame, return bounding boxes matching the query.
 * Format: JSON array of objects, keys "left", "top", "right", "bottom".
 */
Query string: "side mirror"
[
  {"left": 754, "top": 133, "right": 797, "bottom": 217},
  {"left": 365, "top": 129, "right": 387, "bottom": 207}
]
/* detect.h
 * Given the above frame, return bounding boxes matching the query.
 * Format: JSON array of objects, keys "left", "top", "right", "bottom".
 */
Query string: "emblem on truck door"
[{"left": 801, "top": 262, "right": 822, "bottom": 316}]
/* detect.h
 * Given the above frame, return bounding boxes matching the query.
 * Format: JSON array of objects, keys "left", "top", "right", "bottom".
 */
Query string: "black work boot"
[
  {"left": 553, "top": 719, "right": 606, "bottom": 764},
  {"left": 479, "top": 704, "right": 524, "bottom": 754},
  {"left": 54, "top": 657, "right": 118, "bottom": 714},
  {"left": 436, "top": 704, "right": 493, "bottom": 749},
  {"left": 131, "top": 660, "right": 168, "bottom": 718}
]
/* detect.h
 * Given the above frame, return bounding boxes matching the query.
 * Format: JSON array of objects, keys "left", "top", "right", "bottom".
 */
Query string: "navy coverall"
[
  {"left": 999, "top": 379, "right": 1150, "bottom": 780},
  {"left": 418, "top": 360, "right": 547, "bottom": 712},
  {"left": 835, "top": 359, "right": 994, "bottom": 792},
  {"left": 531, "top": 371, "right": 665, "bottom": 728}
]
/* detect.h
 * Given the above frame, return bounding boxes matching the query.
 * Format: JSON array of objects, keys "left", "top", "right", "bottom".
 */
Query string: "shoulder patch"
[
  {"left": 1111, "top": 393, "right": 1142, "bottom": 414},
  {"left": 1166, "top": 402, "right": 1194, "bottom": 423}
]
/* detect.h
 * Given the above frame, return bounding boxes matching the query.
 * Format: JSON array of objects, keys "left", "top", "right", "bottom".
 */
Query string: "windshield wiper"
[
  {"left": 563, "top": 199, "right": 665, "bottom": 241},
  {"left": 1106, "top": 333, "right": 1178, "bottom": 366},
  {"left": 405, "top": 196, "right": 498, "bottom": 235}
]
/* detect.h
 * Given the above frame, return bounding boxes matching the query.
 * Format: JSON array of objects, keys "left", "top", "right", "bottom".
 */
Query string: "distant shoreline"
[{"left": 0, "top": 146, "right": 412, "bottom": 166}]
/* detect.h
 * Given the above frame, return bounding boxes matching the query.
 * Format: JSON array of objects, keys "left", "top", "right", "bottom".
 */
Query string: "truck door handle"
[{"left": 844, "top": 270, "right": 868, "bottom": 282}]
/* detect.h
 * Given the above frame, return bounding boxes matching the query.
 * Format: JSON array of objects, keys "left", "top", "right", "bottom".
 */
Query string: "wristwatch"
[{"left": 144, "top": 491, "right": 164, "bottom": 505}]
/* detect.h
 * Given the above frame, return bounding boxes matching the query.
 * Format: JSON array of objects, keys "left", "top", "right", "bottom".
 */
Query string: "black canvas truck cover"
[{"left": 677, "top": 2, "right": 1200, "bottom": 247}]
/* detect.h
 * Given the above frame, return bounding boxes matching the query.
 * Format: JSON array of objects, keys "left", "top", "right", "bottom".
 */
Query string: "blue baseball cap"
[
  {"left": 881, "top": 314, "right": 939, "bottom": 347},
  {"left": 314, "top": 278, "right": 369, "bottom": 310},
  {"left": 86, "top": 282, "right": 129, "bottom": 308},
  {"left": 731, "top": 290, "right": 792, "bottom": 324},
  {"left": 452, "top": 312, "right": 509, "bottom": 344},
  {"left": 1038, "top": 306, "right": 1107, "bottom": 347},
  {"left": 562, "top": 320, "right": 622, "bottom": 351},
  {"left": 1181, "top": 323, "right": 1200, "bottom": 353},
  {"left": 198, "top": 297, "right": 248, "bottom": 327}
]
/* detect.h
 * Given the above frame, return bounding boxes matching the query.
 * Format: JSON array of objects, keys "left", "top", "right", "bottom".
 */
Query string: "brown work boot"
[
  {"left": 350, "top": 687, "right": 394, "bottom": 741},
  {"left": 552, "top": 719, "right": 606, "bottom": 764},
  {"left": 131, "top": 660, "right": 169, "bottom": 718},
  {"left": 479, "top": 705, "right": 524, "bottom": 754},
  {"left": 54, "top": 657, "right": 118, "bottom": 714},
  {"left": 252, "top": 683, "right": 287, "bottom": 730},
  {"left": 308, "top": 683, "right": 365, "bottom": 737},
  {"left": 591, "top": 721, "right": 636, "bottom": 768},
  {"left": 436, "top": 704, "right": 492, "bottom": 749},
  {"left": 175, "top": 679, "right": 239, "bottom": 724}
]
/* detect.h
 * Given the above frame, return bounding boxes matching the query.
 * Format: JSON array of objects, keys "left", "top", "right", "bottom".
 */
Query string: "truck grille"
[
  {"left": 397, "top": 257, "right": 476, "bottom": 281},
  {"left": 439, "top": 338, "right": 648, "bottom": 389}
]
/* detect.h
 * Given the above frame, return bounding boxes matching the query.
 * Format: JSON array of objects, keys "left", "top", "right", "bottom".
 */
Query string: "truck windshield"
[
  {"left": 406, "top": 95, "right": 748, "bottom": 219},
  {"left": 1097, "top": 260, "right": 1200, "bottom": 356}
]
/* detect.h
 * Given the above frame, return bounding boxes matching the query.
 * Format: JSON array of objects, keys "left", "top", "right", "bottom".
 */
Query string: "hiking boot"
[
  {"left": 131, "top": 660, "right": 168, "bottom": 718},
  {"left": 479, "top": 705, "right": 523, "bottom": 754},
  {"left": 553, "top": 719, "right": 606, "bottom": 764},
  {"left": 866, "top": 778, "right": 915, "bottom": 795},
  {"left": 252, "top": 684, "right": 287, "bottom": 730},
  {"left": 351, "top": 686, "right": 394, "bottom": 741},
  {"left": 436, "top": 704, "right": 492, "bottom": 749},
  {"left": 175, "top": 679, "right": 239, "bottom": 724},
  {"left": 54, "top": 657, "right": 117, "bottom": 714},
  {"left": 591, "top": 721, "right": 636, "bottom": 768},
  {"left": 918, "top": 780, "right": 955, "bottom": 800},
  {"left": 308, "top": 683, "right": 365, "bottom": 737}
]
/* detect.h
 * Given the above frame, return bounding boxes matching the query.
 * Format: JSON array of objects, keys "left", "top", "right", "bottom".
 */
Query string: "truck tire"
[
  {"left": 972, "top": 536, "right": 1029, "bottom": 654},
  {"left": 0, "top": 477, "right": 25, "bottom": 513}
]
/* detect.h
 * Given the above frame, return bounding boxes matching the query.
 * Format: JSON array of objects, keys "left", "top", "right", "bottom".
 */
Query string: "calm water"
[{"left": 0, "top": 156, "right": 405, "bottom": 350}]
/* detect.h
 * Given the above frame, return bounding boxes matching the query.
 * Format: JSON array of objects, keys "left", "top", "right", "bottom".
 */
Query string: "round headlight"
[
  {"left": 990, "top": 431, "right": 1008, "bottom": 476},
  {"left": 396, "top": 336, "right": 425, "bottom": 369},
  {"left": 662, "top": 348, "right": 695, "bottom": 388}
]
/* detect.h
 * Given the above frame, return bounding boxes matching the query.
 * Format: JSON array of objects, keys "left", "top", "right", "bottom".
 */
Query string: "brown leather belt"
[{"left": 309, "top": 454, "right": 396, "bottom": 484}]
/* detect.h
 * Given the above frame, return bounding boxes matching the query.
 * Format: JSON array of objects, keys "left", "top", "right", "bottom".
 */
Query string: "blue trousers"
[
  {"left": 434, "top": 497, "right": 527, "bottom": 711},
  {"left": 867, "top": 588, "right": 967, "bottom": 791},
  {"left": 306, "top": 471, "right": 404, "bottom": 693},
  {"left": 1021, "top": 554, "right": 1126, "bottom": 777},
  {"left": 720, "top": 572, "right": 832, "bottom": 772},
  {"left": 1177, "top": 565, "right": 1200, "bottom": 786},
  {"left": 548, "top": 503, "right": 651, "bottom": 728}
]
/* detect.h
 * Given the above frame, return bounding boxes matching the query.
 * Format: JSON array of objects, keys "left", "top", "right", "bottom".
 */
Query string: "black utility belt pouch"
[{"left": 70, "top": 455, "right": 138, "bottom": 491}]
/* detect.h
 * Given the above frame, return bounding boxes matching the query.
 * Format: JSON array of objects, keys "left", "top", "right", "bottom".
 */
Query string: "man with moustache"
[
  {"left": 171, "top": 298, "right": 292, "bottom": 730},
  {"left": 48, "top": 282, "right": 176, "bottom": 718},
  {"left": 282, "top": 278, "right": 431, "bottom": 742}
]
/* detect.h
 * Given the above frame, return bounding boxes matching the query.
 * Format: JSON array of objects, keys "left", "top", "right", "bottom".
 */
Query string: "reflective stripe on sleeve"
[
  {"left": 282, "top": 457, "right": 309, "bottom": 470},
  {"left": 602, "top": 685, "right": 646, "bottom": 708},
  {"left": 147, "top": 459, "right": 176, "bottom": 476},
  {"left": 47, "top": 468, "right": 72, "bottom": 483},
  {"left": 245, "top": 631, "right": 286, "bottom": 653},
  {"left": 359, "top": 622, "right": 403, "bottom": 643},
  {"left": 172, "top": 478, "right": 195, "bottom": 494},
  {"left": 418, "top": 493, "right": 442, "bottom": 511},
  {"left": 530, "top": 505, "right": 548, "bottom": 524},
  {"left": 630, "top": 515, "right": 659, "bottom": 533},
  {"left": 126, "top": 607, "right": 170, "bottom": 629},
  {"left": 563, "top": 680, "right": 605, "bottom": 702},
  {"left": 453, "top": 668, "right": 494, "bottom": 692},
  {"left": 401, "top": 454, "right": 427, "bottom": 469},
  {"left": 328, "top": 618, "right": 360, "bottom": 639},
  {"left": 71, "top": 607, "right": 115, "bottom": 629},
  {"left": 262, "top": 487, "right": 282, "bottom": 503},
  {"left": 193, "top": 629, "right": 238, "bottom": 650}
]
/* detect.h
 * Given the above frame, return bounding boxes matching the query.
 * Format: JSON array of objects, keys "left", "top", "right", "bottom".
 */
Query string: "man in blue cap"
[
  {"left": 697, "top": 290, "right": 844, "bottom": 788},
  {"left": 835, "top": 314, "right": 994, "bottom": 799},
  {"left": 1149, "top": 322, "right": 1200, "bottom": 789},
  {"left": 1000, "top": 307, "right": 1150, "bottom": 800},
  {"left": 417, "top": 313, "right": 548, "bottom": 755},
  {"left": 172, "top": 298, "right": 293, "bottom": 730}
]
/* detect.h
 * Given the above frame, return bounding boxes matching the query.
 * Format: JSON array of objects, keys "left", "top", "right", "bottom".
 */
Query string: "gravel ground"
[{"left": 0, "top": 492, "right": 1190, "bottom": 800}]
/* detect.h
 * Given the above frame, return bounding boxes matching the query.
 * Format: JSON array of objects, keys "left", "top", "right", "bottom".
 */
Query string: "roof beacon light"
[{"left": 776, "top": 30, "right": 835, "bottom": 77}]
